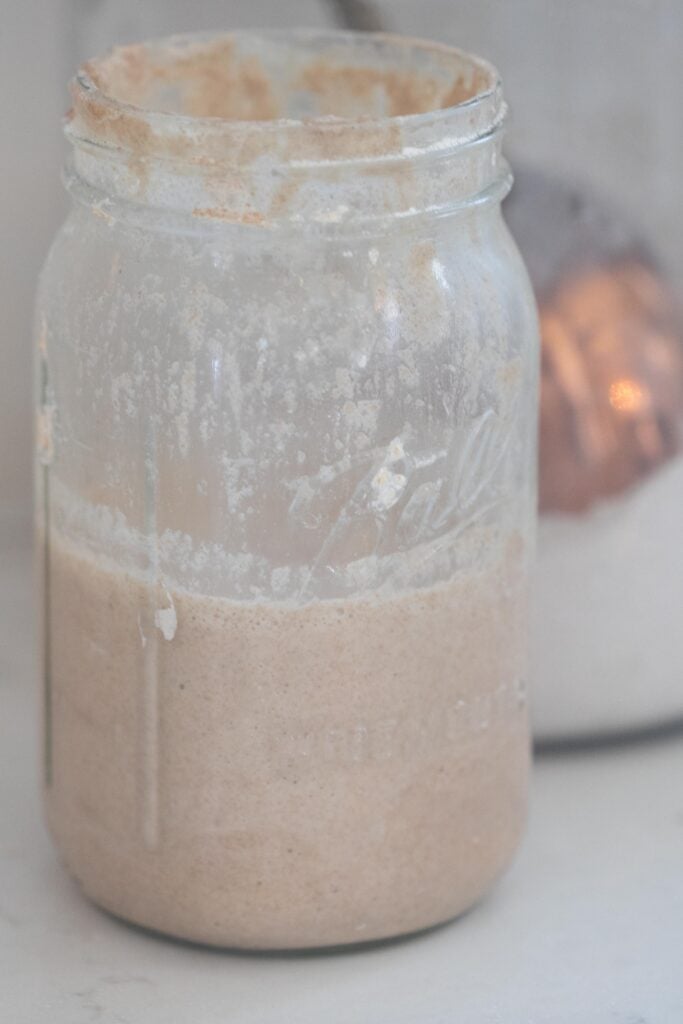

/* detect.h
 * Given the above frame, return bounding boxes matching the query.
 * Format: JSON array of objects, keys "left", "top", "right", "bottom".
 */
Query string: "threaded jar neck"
[{"left": 65, "top": 29, "right": 509, "bottom": 227}]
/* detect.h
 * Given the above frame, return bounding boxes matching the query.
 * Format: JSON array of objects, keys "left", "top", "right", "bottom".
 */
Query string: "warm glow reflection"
[{"left": 608, "top": 378, "right": 646, "bottom": 413}]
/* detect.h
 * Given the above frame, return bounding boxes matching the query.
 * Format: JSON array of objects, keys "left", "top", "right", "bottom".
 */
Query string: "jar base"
[
  {"left": 46, "top": 796, "right": 524, "bottom": 952},
  {"left": 69, "top": 871, "right": 494, "bottom": 953}
]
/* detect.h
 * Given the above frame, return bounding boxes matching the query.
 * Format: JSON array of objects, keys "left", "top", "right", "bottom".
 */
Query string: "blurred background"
[{"left": 1, "top": 8, "right": 682, "bottom": 1017}]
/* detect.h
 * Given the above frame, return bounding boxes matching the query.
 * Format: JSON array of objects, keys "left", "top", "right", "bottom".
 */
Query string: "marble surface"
[{"left": 1, "top": 527, "right": 682, "bottom": 1023}]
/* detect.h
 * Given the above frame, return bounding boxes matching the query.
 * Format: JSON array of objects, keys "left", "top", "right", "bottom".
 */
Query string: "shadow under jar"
[{"left": 36, "top": 30, "right": 538, "bottom": 950}]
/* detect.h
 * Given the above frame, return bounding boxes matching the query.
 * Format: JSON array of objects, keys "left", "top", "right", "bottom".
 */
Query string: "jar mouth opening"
[{"left": 67, "top": 29, "right": 504, "bottom": 167}]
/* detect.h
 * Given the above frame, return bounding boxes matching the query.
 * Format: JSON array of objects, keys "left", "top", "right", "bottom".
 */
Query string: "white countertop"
[{"left": 1, "top": 526, "right": 682, "bottom": 1024}]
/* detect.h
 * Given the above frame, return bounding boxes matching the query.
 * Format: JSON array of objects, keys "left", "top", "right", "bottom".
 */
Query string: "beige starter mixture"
[{"left": 45, "top": 528, "right": 528, "bottom": 949}]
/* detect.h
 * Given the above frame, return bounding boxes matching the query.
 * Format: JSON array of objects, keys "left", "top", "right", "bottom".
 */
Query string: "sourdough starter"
[{"left": 45, "top": 529, "right": 528, "bottom": 949}]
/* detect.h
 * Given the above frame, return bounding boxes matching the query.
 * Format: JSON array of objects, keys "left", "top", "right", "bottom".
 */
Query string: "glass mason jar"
[{"left": 35, "top": 30, "right": 538, "bottom": 949}]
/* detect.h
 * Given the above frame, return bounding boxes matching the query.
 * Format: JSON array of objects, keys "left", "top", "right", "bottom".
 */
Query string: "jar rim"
[{"left": 67, "top": 28, "right": 505, "bottom": 169}]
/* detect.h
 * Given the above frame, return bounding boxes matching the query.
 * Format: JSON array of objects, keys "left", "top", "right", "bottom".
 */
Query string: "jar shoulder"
[{"left": 38, "top": 207, "right": 537, "bottom": 357}]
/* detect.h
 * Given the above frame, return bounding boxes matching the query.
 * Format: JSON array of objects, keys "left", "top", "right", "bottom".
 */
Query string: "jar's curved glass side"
[
  {"left": 38, "top": 30, "right": 537, "bottom": 949},
  {"left": 39, "top": 206, "right": 536, "bottom": 603}
]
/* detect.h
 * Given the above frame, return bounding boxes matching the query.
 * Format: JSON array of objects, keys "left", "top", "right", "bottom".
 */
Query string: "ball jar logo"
[{"left": 268, "top": 677, "right": 528, "bottom": 771}]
